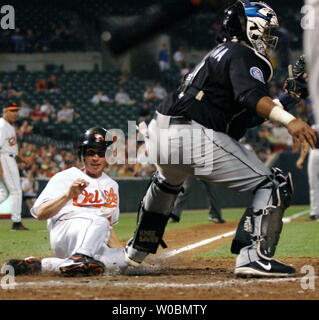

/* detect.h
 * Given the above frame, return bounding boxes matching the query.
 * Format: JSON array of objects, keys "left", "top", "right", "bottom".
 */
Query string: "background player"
[
  {"left": 124, "top": 1, "right": 317, "bottom": 277},
  {"left": 286, "top": 54, "right": 319, "bottom": 221},
  {"left": 170, "top": 176, "right": 225, "bottom": 224},
  {"left": 6, "top": 127, "right": 128, "bottom": 276},
  {"left": 0, "top": 101, "right": 29, "bottom": 230},
  {"left": 304, "top": 0, "right": 319, "bottom": 125}
]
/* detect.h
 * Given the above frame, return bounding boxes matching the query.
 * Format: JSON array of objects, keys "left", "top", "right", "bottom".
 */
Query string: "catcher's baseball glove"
[{"left": 285, "top": 54, "right": 309, "bottom": 99}]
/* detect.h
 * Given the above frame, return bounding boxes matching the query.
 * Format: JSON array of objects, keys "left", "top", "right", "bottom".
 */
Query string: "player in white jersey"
[
  {"left": 296, "top": 124, "right": 319, "bottom": 221},
  {"left": 6, "top": 127, "right": 128, "bottom": 276},
  {"left": 304, "top": 0, "right": 319, "bottom": 124},
  {"left": 0, "top": 101, "right": 29, "bottom": 230}
]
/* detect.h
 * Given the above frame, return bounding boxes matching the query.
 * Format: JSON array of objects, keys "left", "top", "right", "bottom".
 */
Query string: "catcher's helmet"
[
  {"left": 78, "top": 127, "right": 113, "bottom": 161},
  {"left": 223, "top": 1, "right": 279, "bottom": 57}
]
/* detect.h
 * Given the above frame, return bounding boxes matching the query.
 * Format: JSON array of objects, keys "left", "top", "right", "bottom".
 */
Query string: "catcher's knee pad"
[
  {"left": 143, "top": 172, "right": 183, "bottom": 218},
  {"left": 270, "top": 167, "right": 294, "bottom": 209},
  {"left": 131, "top": 173, "right": 183, "bottom": 254},
  {"left": 231, "top": 168, "right": 294, "bottom": 255}
]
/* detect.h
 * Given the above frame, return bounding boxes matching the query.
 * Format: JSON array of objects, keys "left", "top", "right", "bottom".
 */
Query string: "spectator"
[
  {"left": 114, "top": 87, "right": 135, "bottom": 105},
  {"left": 91, "top": 90, "right": 112, "bottom": 105},
  {"left": 40, "top": 100, "right": 56, "bottom": 120},
  {"left": 258, "top": 122, "right": 274, "bottom": 151},
  {"left": 59, "top": 151, "right": 76, "bottom": 171},
  {"left": 25, "top": 28, "right": 37, "bottom": 53},
  {"left": 152, "top": 82, "right": 167, "bottom": 100},
  {"left": 136, "top": 143, "right": 155, "bottom": 177},
  {"left": 36, "top": 78, "right": 48, "bottom": 92},
  {"left": 158, "top": 43, "right": 170, "bottom": 72},
  {"left": 6, "top": 81, "right": 23, "bottom": 98},
  {"left": 30, "top": 104, "right": 49, "bottom": 122},
  {"left": 21, "top": 166, "right": 39, "bottom": 211},
  {"left": 10, "top": 28, "right": 25, "bottom": 52},
  {"left": 119, "top": 64, "right": 129, "bottom": 84},
  {"left": 138, "top": 103, "right": 152, "bottom": 123},
  {"left": 271, "top": 121, "right": 292, "bottom": 152},
  {"left": 269, "top": 80, "right": 281, "bottom": 99},
  {"left": 0, "top": 82, "right": 7, "bottom": 99},
  {"left": 17, "top": 120, "right": 34, "bottom": 138},
  {"left": 47, "top": 75, "right": 59, "bottom": 93},
  {"left": 19, "top": 143, "right": 36, "bottom": 166},
  {"left": 57, "top": 101, "right": 78, "bottom": 123},
  {"left": 143, "top": 87, "right": 157, "bottom": 101},
  {"left": 180, "top": 61, "right": 191, "bottom": 82},
  {"left": 173, "top": 46, "right": 185, "bottom": 69},
  {"left": 18, "top": 100, "right": 32, "bottom": 119}
]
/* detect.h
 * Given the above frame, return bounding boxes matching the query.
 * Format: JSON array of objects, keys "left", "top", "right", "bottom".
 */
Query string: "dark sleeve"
[
  {"left": 229, "top": 48, "right": 270, "bottom": 114},
  {"left": 279, "top": 93, "right": 300, "bottom": 111}
]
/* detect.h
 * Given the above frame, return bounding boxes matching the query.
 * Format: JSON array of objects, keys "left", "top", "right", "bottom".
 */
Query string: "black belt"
[
  {"left": 9, "top": 154, "right": 15, "bottom": 158},
  {"left": 154, "top": 113, "right": 192, "bottom": 125}
]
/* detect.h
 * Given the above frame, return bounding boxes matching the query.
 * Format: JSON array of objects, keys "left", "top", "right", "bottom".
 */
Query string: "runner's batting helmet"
[{"left": 78, "top": 127, "right": 113, "bottom": 161}]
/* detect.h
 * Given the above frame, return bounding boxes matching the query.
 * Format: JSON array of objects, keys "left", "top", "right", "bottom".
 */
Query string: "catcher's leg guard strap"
[
  {"left": 271, "top": 168, "right": 294, "bottom": 209},
  {"left": 132, "top": 173, "right": 184, "bottom": 253},
  {"left": 231, "top": 208, "right": 254, "bottom": 254},
  {"left": 132, "top": 206, "right": 170, "bottom": 253}
]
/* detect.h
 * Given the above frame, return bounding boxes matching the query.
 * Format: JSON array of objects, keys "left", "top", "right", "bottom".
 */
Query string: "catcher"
[
  {"left": 124, "top": 1, "right": 317, "bottom": 277},
  {"left": 5, "top": 127, "right": 128, "bottom": 276}
]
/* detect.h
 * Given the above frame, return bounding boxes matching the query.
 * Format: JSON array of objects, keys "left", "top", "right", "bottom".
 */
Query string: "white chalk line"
[
  {"left": 163, "top": 209, "right": 310, "bottom": 258},
  {"left": 13, "top": 275, "right": 319, "bottom": 290},
  {"left": 164, "top": 231, "right": 235, "bottom": 258}
]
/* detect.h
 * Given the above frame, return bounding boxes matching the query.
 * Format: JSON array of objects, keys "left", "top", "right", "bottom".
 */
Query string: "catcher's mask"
[
  {"left": 223, "top": 1, "right": 279, "bottom": 57},
  {"left": 78, "top": 126, "right": 113, "bottom": 162}
]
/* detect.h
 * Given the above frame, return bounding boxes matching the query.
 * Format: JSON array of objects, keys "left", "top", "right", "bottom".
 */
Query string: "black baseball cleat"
[
  {"left": 208, "top": 216, "right": 226, "bottom": 224},
  {"left": 59, "top": 253, "right": 105, "bottom": 277},
  {"left": 235, "top": 258, "right": 296, "bottom": 278},
  {"left": 11, "top": 222, "right": 29, "bottom": 231},
  {"left": 6, "top": 257, "right": 41, "bottom": 275},
  {"left": 308, "top": 215, "right": 319, "bottom": 221}
]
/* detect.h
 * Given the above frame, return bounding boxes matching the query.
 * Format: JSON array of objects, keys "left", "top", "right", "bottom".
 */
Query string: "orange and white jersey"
[
  {"left": 31, "top": 167, "right": 119, "bottom": 229},
  {"left": 0, "top": 117, "right": 18, "bottom": 155}
]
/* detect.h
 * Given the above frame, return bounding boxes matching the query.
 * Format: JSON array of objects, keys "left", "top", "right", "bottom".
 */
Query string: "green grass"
[
  {"left": 0, "top": 220, "right": 51, "bottom": 264},
  {"left": 113, "top": 207, "right": 248, "bottom": 240},
  {"left": 0, "top": 206, "right": 316, "bottom": 264},
  {"left": 196, "top": 206, "right": 319, "bottom": 259}
]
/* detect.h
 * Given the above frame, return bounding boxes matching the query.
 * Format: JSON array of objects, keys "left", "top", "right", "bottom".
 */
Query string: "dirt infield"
[{"left": 1, "top": 222, "right": 318, "bottom": 300}]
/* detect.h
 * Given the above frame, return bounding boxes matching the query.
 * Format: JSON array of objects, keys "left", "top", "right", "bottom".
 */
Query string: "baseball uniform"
[
  {"left": 31, "top": 167, "right": 127, "bottom": 271},
  {"left": 308, "top": 124, "right": 319, "bottom": 219},
  {"left": 125, "top": 2, "right": 300, "bottom": 277},
  {"left": 0, "top": 117, "right": 22, "bottom": 223}
]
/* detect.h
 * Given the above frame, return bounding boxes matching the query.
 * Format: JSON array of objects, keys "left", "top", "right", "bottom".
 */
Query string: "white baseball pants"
[
  {"left": 41, "top": 212, "right": 127, "bottom": 272},
  {"left": 0, "top": 154, "right": 22, "bottom": 223},
  {"left": 308, "top": 149, "right": 319, "bottom": 217}
]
